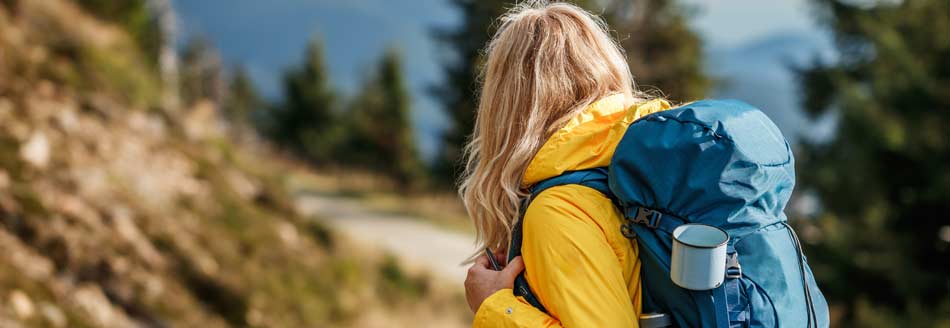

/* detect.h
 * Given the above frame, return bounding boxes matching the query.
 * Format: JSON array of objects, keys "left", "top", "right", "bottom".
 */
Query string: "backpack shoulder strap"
[
  {"left": 530, "top": 167, "right": 612, "bottom": 198},
  {"left": 507, "top": 168, "right": 611, "bottom": 313}
]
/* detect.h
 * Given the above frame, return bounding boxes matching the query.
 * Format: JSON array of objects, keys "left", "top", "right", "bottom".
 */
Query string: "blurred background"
[{"left": 0, "top": 0, "right": 946, "bottom": 327}]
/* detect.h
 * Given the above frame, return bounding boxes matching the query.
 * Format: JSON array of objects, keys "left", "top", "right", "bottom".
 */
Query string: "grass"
[
  {"left": 0, "top": 257, "right": 95, "bottom": 328},
  {"left": 36, "top": 1, "right": 160, "bottom": 108},
  {"left": 377, "top": 255, "right": 431, "bottom": 303},
  {"left": 166, "top": 139, "right": 470, "bottom": 327}
]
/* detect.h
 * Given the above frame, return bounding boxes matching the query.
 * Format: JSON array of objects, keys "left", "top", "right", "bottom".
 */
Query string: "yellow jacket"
[{"left": 473, "top": 94, "right": 672, "bottom": 327}]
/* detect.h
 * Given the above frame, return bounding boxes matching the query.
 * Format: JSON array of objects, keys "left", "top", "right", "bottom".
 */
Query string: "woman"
[{"left": 461, "top": 2, "right": 673, "bottom": 327}]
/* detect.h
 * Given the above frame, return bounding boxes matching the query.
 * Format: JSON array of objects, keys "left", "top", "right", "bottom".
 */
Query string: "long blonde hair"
[{"left": 459, "top": 1, "right": 646, "bottom": 261}]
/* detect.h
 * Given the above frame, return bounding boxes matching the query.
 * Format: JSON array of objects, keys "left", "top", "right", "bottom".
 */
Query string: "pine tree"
[
  {"left": 432, "top": 0, "right": 708, "bottom": 186},
  {"left": 605, "top": 0, "right": 709, "bottom": 101},
  {"left": 224, "top": 66, "right": 261, "bottom": 132},
  {"left": 344, "top": 49, "right": 423, "bottom": 190},
  {"left": 275, "top": 39, "right": 339, "bottom": 164},
  {"left": 430, "top": 0, "right": 510, "bottom": 185},
  {"left": 796, "top": 0, "right": 950, "bottom": 326}
]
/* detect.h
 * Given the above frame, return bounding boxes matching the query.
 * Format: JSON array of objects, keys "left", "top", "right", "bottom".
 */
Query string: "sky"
[
  {"left": 681, "top": 0, "right": 819, "bottom": 48},
  {"left": 171, "top": 0, "right": 830, "bottom": 160}
]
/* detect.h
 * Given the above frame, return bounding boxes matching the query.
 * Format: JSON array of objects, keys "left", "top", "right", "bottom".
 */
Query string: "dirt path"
[{"left": 295, "top": 192, "right": 475, "bottom": 285}]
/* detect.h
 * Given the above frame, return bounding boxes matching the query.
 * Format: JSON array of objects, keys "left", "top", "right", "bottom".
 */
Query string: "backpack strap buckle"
[
  {"left": 621, "top": 224, "right": 637, "bottom": 239},
  {"left": 631, "top": 207, "right": 663, "bottom": 228},
  {"left": 725, "top": 252, "right": 742, "bottom": 279}
]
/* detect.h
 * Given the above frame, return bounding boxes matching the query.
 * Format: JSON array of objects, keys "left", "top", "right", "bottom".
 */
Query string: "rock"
[
  {"left": 58, "top": 194, "right": 102, "bottom": 227},
  {"left": 0, "top": 194, "right": 18, "bottom": 214},
  {"left": 195, "top": 255, "right": 219, "bottom": 276},
  {"left": 0, "top": 229, "right": 54, "bottom": 280},
  {"left": 141, "top": 274, "right": 164, "bottom": 302},
  {"left": 53, "top": 108, "right": 79, "bottom": 133},
  {"left": 126, "top": 111, "right": 166, "bottom": 140},
  {"left": 184, "top": 100, "right": 224, "bottom": 141},
  {"left": 275, "top": 221, "right": 300, "bottom": 248},
  {"left": 36, "top": 80, "right": 55, "bottom": 98},
  {"left": 0, "top": 169, "right": 9, "bottom": 190},
  {"left": 20, "top": 131, "right": 50, "bottom": 169},
  {"left": 0, "top": 318, "right": 23, "bottom": 328},
  {"left": 9, "top": 290, "right": 35, "bottom": 319},
  {"left": 40, "top": 303, "right": 67, "bottom": 328},
  {"left": 7, "top": 120, "right": 31, "bottom": 142},
  {"left": 70, "top": 166, "right": 110, "bottom": 203},
  {"left": 110, "top": 206, "right": 165, "bottom": 269},
  {"left": 226, "top": 169, "right": 260, "bottom": 200},
  {"left": 71, "top": 284, "right": 137, "bottom": 328},
  {"left": 0, "top": 98, "right": 13, "bottom": 120},
  {"left": 246, "top": 308, "right": 264, "bottom": 326}
]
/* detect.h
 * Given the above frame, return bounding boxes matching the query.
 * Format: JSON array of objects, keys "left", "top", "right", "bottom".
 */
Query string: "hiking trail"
[{"left": 295, "top": 192, "right": 475, "bottom": 285}]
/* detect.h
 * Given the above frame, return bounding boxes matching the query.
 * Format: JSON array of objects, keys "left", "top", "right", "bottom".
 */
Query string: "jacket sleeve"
[
  {"left": 473, "top": 185, "right": 639, "bottom": 328},
  {"left": 473, "top": 289, "right": 562, "bottom": 327}
]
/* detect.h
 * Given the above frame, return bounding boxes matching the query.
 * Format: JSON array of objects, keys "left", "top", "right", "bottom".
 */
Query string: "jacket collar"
[{"left": 522, "top": 94, "right": 672, "bottom": 187}]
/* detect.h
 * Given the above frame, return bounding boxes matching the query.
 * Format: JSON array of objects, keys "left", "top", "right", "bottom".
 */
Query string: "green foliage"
[
  {"left": 172, "top": 249, "right": 249, "bottom": 327},
  {"left": 429, "top": 0, "right": 511, "bottom": 185},
  {"left": 74, "top": 0, "right": 160, "bottom": 66},
  {"left": 797, "top": 0, "right": 950, "bottom": 326},
  {"left": 178, "top": 147, "right": 437, "bottom": 326},
  {"left": 34, "top": 17, "right": 161, "bottom": 107},
  {"left": 270, "top": 40, "right": 340, "bottom": 165},
  {"left": 305, "top": 219, "right": 335, "bottom": 249},
  {"left": 340, "top": 49, "right": 425, "bottom": 190},
  {"left": 268, "top": 43, "right": 426, "bottom": 190},
  {"left": 224, "top": 65, "right": 262, "bottom": 130},
  {"left": 377, "top": 255, "right": 431, "bottom": 303},
  {"left": 0, "top": 131, "right": 23, "bottom": 179},
  {"left": 432, "top": 0, "right": 709, "bottom": 185},
  {"left": 605, "top": 0, "right": 710, "bottom": 100},
  {"left": 80, "top": 43, "right": 162, "bottom": 106}
]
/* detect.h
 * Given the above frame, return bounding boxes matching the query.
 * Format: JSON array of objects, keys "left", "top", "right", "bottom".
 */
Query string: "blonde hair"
[{"left": 459, "top": 1, "right": 647, "bottom": 261}]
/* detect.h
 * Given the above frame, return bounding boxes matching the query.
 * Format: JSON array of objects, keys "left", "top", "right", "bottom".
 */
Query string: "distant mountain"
[{"left": 706, "top": 31, "right": 838, "bottom": 143}]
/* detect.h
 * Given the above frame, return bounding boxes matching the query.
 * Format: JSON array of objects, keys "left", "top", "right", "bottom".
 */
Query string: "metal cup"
[{"left": 670, "top": 224, "right": 730, "bottom": 290}]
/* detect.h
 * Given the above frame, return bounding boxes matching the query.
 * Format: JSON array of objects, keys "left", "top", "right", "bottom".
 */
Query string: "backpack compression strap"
[
  {"left": 509, "top": 169, "right": 749, "bottom": 328},
  {"left": 622, "top": 205, "right": 741, "bottom": 328},
  {"left": 507, "top": 168, "right": 611, "bottom": 314}
]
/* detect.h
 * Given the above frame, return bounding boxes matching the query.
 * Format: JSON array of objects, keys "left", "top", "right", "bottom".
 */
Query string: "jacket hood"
[{"left": 522, "top": 94, "right": 671, "bottom": 187}]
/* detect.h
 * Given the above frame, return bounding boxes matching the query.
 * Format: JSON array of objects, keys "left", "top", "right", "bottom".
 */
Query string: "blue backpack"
[{"left": 507, "top": 100, "right": 830, "bottom": 327}]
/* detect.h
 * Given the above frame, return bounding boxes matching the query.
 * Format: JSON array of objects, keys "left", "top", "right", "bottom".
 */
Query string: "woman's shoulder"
[
  {"left": 521, "top": 184, "right": 635, "bottom": 270},
  {"left": 523, "top": 184, "right": 621, "bottom": 234}
]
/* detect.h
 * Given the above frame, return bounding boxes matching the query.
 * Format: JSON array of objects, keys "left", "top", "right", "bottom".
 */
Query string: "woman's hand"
[{"left": 464, "top": 253, "right": 525, "bottom": 313}]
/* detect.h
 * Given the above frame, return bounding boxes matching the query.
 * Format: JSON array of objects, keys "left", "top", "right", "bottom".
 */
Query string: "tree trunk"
[{"left": 148, "top": 0, "right": 180, "bottom": 110}]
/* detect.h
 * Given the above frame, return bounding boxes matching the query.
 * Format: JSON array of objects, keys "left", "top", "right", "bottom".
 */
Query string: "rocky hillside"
[{"left": 0, "top": 1, "right": 467, "bottom": 327}]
